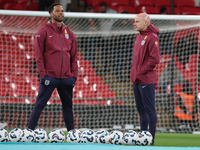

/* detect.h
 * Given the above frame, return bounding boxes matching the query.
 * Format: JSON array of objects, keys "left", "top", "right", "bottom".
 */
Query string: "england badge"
[{"left": 141, "top": 40, "right": 145, "bottom": 45}]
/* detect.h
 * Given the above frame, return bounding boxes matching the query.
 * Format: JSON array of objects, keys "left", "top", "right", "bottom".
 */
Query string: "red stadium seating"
[
  {"left": 117, "top": 5, "right": 136, "bottom": 13},
  {"left": 111, "top": 0, "right": 130, "bottom": 6},
  {"left": 0, "top": 58, "right": 12, "bottom": 67},
  {"left": 154, "top": 0, "right": 171, "bottom": 7},
  {"left": 132, "top": 0, "right": 154, "bottom": 7},
  {"left": 77, "top": 53, "right": 83, "bottom": 61},
  {"left": 87, "top": 76, "right": 103, "bottom": 85},
  {"left": 0, "top": 67, "right": 10, "bottom": 75},
  {"left": 92, "top": 0, "right": 111, "bottom": 7},
  {"left": 180, "top": 7, "right": 200, "bottom": 15},
  {"left": 177, "top": 0, "right": 195, "bottom": 8},
  {"left": 3, "top": 2, "right": 23, "bottom": 10},
  {"left": 188, "top": 55, "right": 198, "bottom": 71},
  {"left": 0, "top": 81, "right": 7, "bottom": 96},
  {"left": 136, "top": 6, "right": 159, "bottom": 14},
  {"left": 12, "top": 67, "right": 30, "bottom": 75},
  {"left": 23, "top": 2, "right": 39, "bottom": 11},
  {"left": 165, "top": 6, "right": 180, "bottom": 15}
]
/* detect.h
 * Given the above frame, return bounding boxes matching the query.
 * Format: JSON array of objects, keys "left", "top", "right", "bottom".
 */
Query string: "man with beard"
[{"left": 28, "top": 3, "right": 78, "bottom": 131}]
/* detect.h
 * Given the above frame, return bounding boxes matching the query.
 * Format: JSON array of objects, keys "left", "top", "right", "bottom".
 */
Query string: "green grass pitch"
[{"left": 154, "top": 133, "right": 200, "bottom": 147}]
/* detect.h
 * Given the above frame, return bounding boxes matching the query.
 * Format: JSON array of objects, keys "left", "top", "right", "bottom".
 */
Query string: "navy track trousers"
[
  {"left": 28, "top": 75, "right": 76, "bottom": 131},
  {"left": 133, "top": 83, "right": 157, "bottom": 141}
]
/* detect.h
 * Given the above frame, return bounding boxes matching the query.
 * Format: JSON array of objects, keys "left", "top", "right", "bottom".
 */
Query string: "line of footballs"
[{"left": 0, "top": 128, "right": 153, "bottom": 146}]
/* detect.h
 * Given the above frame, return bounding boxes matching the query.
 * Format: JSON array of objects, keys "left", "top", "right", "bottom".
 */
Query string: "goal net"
[{"left": 0, "top": 10, "right": 199, "bottom": 133}]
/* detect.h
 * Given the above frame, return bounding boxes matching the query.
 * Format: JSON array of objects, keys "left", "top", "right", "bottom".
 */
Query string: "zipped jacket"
[
  {"left": 130, "top": 24, "right": 160, "bottom": 84},
  {"left": 34, "top": 21, "right": 78, "bottom": 79}
]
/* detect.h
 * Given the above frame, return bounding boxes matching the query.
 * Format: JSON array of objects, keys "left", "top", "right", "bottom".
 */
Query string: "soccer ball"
[
  {"left": 48, "top": 129, "right": 65, "bottom": 143},
  {"left": 0, "top": 129, "right": 9, "bottom": 142},
  {"left": 66, "top": 129, "right": 81, "bottom": 143},
  {"left": 20, "top": 128, "right": 35, "bottom": 142},
  {"left": 34, "top": 128, "right": 48, "bottom": 143},
  {"left": 95, "top": 129, "right": 110, "bottom": 144},
  {"left": 123, "top": 130, "right": 137, "bottom": 145},
  {"left": 109, "top": 130, "right": 123, "bottom": 145},
  {"left": 80, "top": 129, "right": 96, "bottom": 143},
  {"left": 9, "top": 128, "right": 22, "bottom": 142},
  {"left": 137, "top": 130, "right": 153, "bottom": 146}
]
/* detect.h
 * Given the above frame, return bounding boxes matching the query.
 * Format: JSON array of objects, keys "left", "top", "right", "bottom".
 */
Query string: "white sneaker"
[{"left": 0, "top": 122, "right": 7, "bottom": 128}]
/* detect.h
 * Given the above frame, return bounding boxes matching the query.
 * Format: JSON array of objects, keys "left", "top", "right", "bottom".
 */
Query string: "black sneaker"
[{"left": 150, "top": 142, "right": 155, "bottom": 146}]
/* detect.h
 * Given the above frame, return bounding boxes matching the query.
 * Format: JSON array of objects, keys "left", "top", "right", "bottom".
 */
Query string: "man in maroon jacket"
[
  {"left": 28, "top": 3, "right": 78, "bottom": 131},
  {"left": 130, "top": 13, "right": 160, "bottom": 145}
]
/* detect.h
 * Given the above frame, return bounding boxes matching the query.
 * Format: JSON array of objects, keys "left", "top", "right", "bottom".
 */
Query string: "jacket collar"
[
  {"left": 140, "top": 24, "right": 159, "bottom": 35},
  {"left": 48, "top": 20, "right": 65, "bottom": 25}
]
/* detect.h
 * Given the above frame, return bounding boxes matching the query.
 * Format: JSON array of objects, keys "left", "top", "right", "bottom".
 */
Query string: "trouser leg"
[
  {"left": 138, "top": 83, "right": 157, "bottom": 141},
  {"left": 57, "top": 77, "right": 76, "bottom": 131},
  {"left": 28, "top": 76, "right": 57, "bottom": 130},
  {"left": 134, "top": 83, "right": 157, "bottom": 139},
  {"left": 133, "top": 83, "right": 148, "bottom": 131}
]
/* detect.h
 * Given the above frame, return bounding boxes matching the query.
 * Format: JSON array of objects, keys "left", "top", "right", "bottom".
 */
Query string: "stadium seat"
[
  {"left": 24, "top": 74, "right": 39, "bottom": 85},
  {"left": 154, "top": 0, "right": 172, "bottom": 13},
  {"left": 28, "top": 81, "right": 39, "bottom": 97},
  {"left": 78, "top": 60, "right": 92, "bottom": 68},
  {"left": 117, "top": 6, "right": 136, "bottom": 13},
  {"left": 95, "top": 82, "right": 110, "bottom": 92},
  {"left": 0, "top": 81, "right": 7, "bottom": 96},
  {"left": 3, "top": 2, "right": 23, "bottom": 10},
  {"left": 165, "top": 6, "right": 180, "bottom": 15},
  {"left": 174, "top": 59, "right": 184, "bottom": 72},
  {"left": 174, "top": 84, "right": 183, "bottom": 93},
  {"left": 160, "top": 54, "right": 171, "bottom": 63},
  {"left": 87, "top": 75, "right": 103, "bottom": 85},
  {"left": 132, "top": 0, "right": 154, "bottom": 7},
  {"left": 11, "top": 59, "right": 26, "bottom": 68},
  {"left": 51, "top": 90, "right": 59, "bottom": 98},
  {"left": 155, "top": 0, "right": 171, "bottom": 7},
  {"left": 78, "top": 66, "right": 96, "bottom": 77},
  {"left": 92, "top": 0, "right": 111, "bottom": 7},
  {"left": 111, "top": 0, "right": 130, "bottom": 6},
  {"left": 96, "top": 90, "right": 116, "bottom": 99},
  {"left": 188, "top": 55, "right": 198, "bottom": 71},
  {"left": 136, "top": 6, "right": 159, "bottom": 14},
  {"left": 77, "top": 53, "right": 83, "bottom": 61},
  {"left": 177, "top": 0, "right": 195, "bottom": 8},
  {"left": 180, "top": 7, "right": 200, "bottom": 15},
  {"left": 0, "top": 58, "right": 12, "bottom": 67},
  {"left": 24, "top": 35, "right": 34, "bottom": 44},
  {"left": 85, "top": 0, "right": 93, "bottom": 6},
  {"left": 78, "top": 60, "right": 95, "bottom": 77},
  {"left": 0, "top": 67, "right": 10, "bottom": 75},
  {"left": 7, "top": 81, "right": 28, "bottom": 97},
  {"left": 12, "top": 67, "right": 30, "bottom": 75}
]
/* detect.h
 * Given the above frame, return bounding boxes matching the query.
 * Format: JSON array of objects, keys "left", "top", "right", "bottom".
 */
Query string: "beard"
[{"left": 53, "top": 15, "right": 64, "bottom": 22}]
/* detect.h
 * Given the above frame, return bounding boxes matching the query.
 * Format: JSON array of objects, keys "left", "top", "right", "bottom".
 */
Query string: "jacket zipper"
[{"left": 57, "top": 26, "right": 64, "bottom": 78}]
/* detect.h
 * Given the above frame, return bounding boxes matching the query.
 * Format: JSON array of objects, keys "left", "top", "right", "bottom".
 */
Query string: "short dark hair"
[
  {"left": 121, "top": 11, "right": 129, "bottom": 14},
  {"left": 160, "top": 7, "right": 167, "bottom": 14},
  {"left": 99, "top": 2, "right": 107, "bottom": 7},
  {"left": 48, "top": 3, "right": 62, "bottom": 14},
  {"left": 86, "top": 6, "right": 94, "bottom": 11}
]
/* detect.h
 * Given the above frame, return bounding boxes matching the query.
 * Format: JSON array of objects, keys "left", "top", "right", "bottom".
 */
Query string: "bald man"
[{"left": 130, "top": 13, "right": 160, "bottom": 145}]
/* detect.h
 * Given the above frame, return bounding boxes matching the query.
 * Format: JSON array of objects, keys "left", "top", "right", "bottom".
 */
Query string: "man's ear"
[{"left": 49, "top": 12, "right": 53, "bottom": 17}]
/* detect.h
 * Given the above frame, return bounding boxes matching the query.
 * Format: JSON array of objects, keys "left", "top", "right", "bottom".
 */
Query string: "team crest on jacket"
[
  {"left": 65, "top": 29, "right": 69, "bottom": 39},
  {"left": 65, "top": 34, "right": 69, "bottom": 39},
  {"left": 141, "top": 40, "right": 145, "bottom": 45}
]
